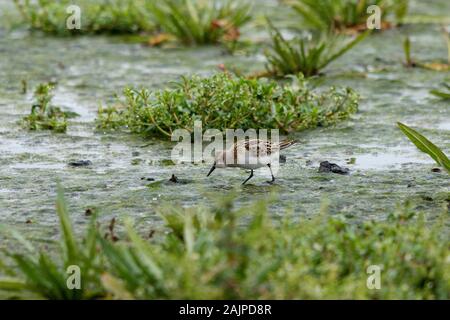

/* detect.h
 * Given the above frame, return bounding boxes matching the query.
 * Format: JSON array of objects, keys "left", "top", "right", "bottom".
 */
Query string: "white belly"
[
  {"left": 227, "top": 154, "right": 276, "bottom": 169},
  {"left": 236, "top": 163, "right": 266, "bottom": 170}
]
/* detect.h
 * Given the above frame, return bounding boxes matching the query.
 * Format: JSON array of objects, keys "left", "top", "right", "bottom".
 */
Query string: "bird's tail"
[{"left": 279, "top": 139, "right": 298, "bottom": 150}]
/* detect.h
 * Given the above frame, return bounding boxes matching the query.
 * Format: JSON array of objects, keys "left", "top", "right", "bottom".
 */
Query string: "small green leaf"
[
  {"left": 430, "top": 89, "right": 450, "bottom": 99},
  {"left": 397, "top": 122, "right": 450, "bottom": 174},
  {"left": 56, "top": 184, "right": 79, "bottom": 264}
]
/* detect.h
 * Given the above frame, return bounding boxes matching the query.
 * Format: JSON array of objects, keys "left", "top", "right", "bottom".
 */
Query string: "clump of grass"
[
  {"left": 96, "top": 73, "right": 359, "bottom": 137},
  {"left": 149, "top": 0, "right": 252, "bottom": 45},
  {"left": 398, "top": 122, "right": 450, "bottom": 174},
  {"left": 22, "top": 83, "right": 74, "bottom": 133},
  {"left": 286, "top": 0, "right": 408, "bottom": 32},
  {"left": 1, "top": 191, "right": 448, "bottom": 299},
  {"left": 0, "top": 186, "right": 104, "bottom": 299},
  {"left": 13, "top": 0, "right": 155, "bottom": 35},
  {"left": 264, "top": 25, "right": 369, "bottom": 77}
]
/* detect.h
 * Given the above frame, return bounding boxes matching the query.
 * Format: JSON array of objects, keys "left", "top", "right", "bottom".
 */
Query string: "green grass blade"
[
  {"left": 430, "top": 89, "right": 450, "bottom": 99},
  {"left": 0, "top": 277, "right": 28, "bottom": 291},
  {"left": 124, "top": 219, "right": 163, "bottom": 281},
  {"left": 404, "top": 37, "right": 412, "bottom": 65},
  {"left": 56, "top": 184, "right": 79, "bottom": 264},
  {"left": 398, "top": 122, "right": 450, "bottom": 173}
]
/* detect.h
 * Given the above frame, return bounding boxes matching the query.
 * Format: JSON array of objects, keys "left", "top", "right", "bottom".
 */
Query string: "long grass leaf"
[
  {"left": 56, "top": 184, "right": 79, "bottom": 263},
  {"left": 398, "top": 122, "right": 450, "bottom": 173}
]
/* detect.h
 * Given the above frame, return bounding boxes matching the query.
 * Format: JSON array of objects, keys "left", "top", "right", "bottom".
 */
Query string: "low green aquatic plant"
[
  {"left": 398, "top": 122, "right": 450, "bottom": 174},
  {"left": 13, "top": 0, "right": 155, "bottom": 35},
  {"left": 285, "top": 0, "right": 408, "bottom": 32},
  {"left": 22, "top": 83, "right": 73, "bottom": 133},
  {"left": 264, "top": 25, "right": 369, "bottom": 77},
  {"left": 1, "top": 191, "right": 448, "bottom": 299},
  {"left": 149, "top": 0, "right": 252, "bottom": 45},
  {"left": 96, "top": 73, "right": 359, "bottom": 137}
]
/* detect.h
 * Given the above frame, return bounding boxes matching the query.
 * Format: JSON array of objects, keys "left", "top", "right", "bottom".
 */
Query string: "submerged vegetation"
[
  {"left": 398, "top": 122, "right": 450, "bottom": 174},
  {"left": 21, "top": 83, "right": 76, "bottom": 133},
  {"left": 264, "top": 25, "right": 369, "bottom": 77},
  {"left": 13, "top": 0, "right": 156, "bottom": 35},
  {"left": 0, "top": 190, "right": 448, "bottom": 299},
  {"left": 149, "top": 0, "right": 252, "bottom": 45},
  {"left": 96, "top": 73, "right": 359, "bottom": 137},
  {"left": 285, "top": 0, "right": 408, "bottom": 32}
]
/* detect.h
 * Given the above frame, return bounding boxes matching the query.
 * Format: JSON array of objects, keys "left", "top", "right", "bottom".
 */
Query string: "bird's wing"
[
  {"left": 235, "top": 139, "right": 277, "bottom": 157},
  {"left": 279, "top": 139, "right": 298, "bottom": 150}
]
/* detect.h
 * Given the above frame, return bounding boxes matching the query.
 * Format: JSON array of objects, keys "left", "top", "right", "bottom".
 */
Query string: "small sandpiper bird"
[{"left": 207, "top": 139, "right": 297, "bottom": 185}]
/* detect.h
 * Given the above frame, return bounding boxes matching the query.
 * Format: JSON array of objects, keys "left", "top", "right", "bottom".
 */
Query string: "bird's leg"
[
  {"left": 267, "top": 164, "right": 275, "bottom": 184},
  {"left": 242, "top": 169, "right": 254, "bottom": 185}
]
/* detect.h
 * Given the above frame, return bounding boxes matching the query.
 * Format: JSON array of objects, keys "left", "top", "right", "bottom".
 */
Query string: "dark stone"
[
  {"left": 141, "top": 177, "right": 155, "bottom": 181},
  {"left": 132, "top": 151, "right": 140, "bottom": 157},
  {"left": 280, "top": 154, "right": 287, "bottom": 164},
  {"left": 68, "top": 160, "right": 92, "bottom": 167},
  {"left": 431, "top": 167, "right": 442, "bottom": 173},
  {"left": 318, "top": 161, "right": 350, "bottom": 175},
  {"left": 169, "top": 174, "right": 178, "bottom": 183}
]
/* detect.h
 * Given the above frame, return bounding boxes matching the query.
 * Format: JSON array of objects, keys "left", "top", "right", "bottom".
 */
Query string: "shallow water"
[{"left": 0, "top": 1, "right": 449, "bottom": 247}]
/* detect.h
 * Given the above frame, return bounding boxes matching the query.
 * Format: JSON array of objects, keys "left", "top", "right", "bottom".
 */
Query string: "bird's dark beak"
[{"left": 207, "top": 164, "right": 216, "bottom": 177}]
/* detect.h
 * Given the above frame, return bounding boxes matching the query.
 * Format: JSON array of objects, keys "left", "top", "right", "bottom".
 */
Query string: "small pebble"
[
  {"left": 318, "top": 161, "right": 350, "bottom": 175},
  {"left": 431, "top": 168, "right": 441, "bottom": 173},
  {"left": 169, "top": 174, "right": 178, "bottom": 183}
]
